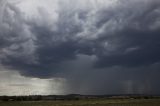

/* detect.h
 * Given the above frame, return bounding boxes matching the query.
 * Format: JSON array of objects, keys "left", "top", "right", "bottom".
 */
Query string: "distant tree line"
[
  {"left": 0, "top": 95, "right": 80, "bottom": 101},
  {"left": 0, "top": 95, "right": 42, "bottom": 101},
  {"left": 0, "top": 94, "right": 160, "bottom": 101}
]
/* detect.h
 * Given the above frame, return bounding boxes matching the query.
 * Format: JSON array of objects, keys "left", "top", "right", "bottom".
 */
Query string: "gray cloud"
[{"left": 0, "top": 0, "right": 160, "bottom": 94}]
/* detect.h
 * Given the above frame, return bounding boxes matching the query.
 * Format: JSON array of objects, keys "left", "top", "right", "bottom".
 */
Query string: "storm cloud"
[{"left": 0, "top": 0, "right": 160, "bottom": 95}]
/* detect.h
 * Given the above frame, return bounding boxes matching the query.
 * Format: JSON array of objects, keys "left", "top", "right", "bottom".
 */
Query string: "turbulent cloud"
[{"left": 0, "top": 0, "right": 160, "bottom": 94}]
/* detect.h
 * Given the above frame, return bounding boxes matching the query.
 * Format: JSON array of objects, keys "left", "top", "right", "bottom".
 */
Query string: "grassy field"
[{"left": 0, "top": 99, "right": 160, "bottom": 106}]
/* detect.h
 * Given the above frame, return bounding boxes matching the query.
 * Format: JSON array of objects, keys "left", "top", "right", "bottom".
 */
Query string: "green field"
[{"left": 0, "top": 99, "right": 160, "bottom": 106}]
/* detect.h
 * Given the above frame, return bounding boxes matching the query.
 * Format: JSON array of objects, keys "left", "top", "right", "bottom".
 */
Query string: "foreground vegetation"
[{"left": 0, "top": 98, "right": 160, "bottom": 106}]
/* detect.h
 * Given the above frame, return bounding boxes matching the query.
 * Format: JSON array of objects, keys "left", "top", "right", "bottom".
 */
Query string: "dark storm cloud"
[
  {"left": 0, "top": 0, "right": 160, "bottom": 71},
  {"left": 0, "top": 0, "right": 160, "bottom": 74},
  {"left": 0, "top": 0, "right": 160, "bottom": 94},
  {"left": 95, "top": 28, "right": 160, "bottom": 68},
  {"left": 92, "top": 0, "right": 160, "bottom": 67}
]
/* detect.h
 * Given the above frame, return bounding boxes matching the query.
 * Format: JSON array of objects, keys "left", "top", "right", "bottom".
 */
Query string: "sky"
[{"left": 0, "top": 0, "right": 160, "bottom": 95}]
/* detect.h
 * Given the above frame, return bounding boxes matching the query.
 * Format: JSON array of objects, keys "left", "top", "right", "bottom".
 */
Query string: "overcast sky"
[{"left": 0, "top": 0, "right": 160, "bottom": 95}]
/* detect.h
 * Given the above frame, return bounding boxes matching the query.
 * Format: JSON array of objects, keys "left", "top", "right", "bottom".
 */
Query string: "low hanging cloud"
[{"left": 0, "top": 0, "right": 160, "bottom": 94}]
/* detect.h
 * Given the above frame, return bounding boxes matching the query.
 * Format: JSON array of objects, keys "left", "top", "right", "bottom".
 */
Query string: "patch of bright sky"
[{"left": 0, "top": 68, "right": 67, "bottom": 96}]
